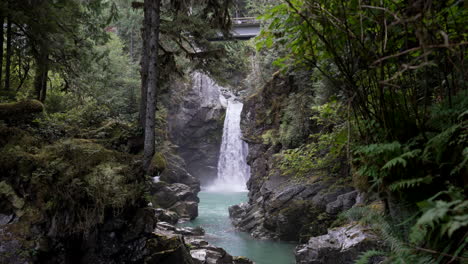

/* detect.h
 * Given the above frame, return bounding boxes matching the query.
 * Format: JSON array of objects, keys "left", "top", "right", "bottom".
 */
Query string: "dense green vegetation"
[
  {"left": 0, "top": 0, "right": 466, "bottom": 263},
  {"left": 249, "top": 0, "right": 467, "bottom": 262}
]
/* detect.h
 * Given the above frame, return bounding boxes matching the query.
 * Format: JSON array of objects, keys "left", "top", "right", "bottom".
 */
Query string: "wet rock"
[
  {"left": 168, "top": 72, "right": 226, "bottom": 185},
  {"left": 228, "top": 203, "right": 248, "bottom": 225},
  {"left": 150, "top": 182, "right": 199, "bottom": 219},
  {"left": 233, "top": 256, "right": 255, "bottom": 264},
  {"left": 156, "top": 222, "right": 205, "bottom": 236},
  {"left": 155, "top": 208, "right": 179, "bottom": 225},
  {"left": 145, "top": 233, "right": 195, "bottom": 264},
  {"left": 176, "top": 226, "right": 205, "bottom": 236},
  {"left": 170, "top": 201, "right": 198, "bottom": 220},
  {"left": 295, "top": 223, "right": 383, "bottom": 264},
  {"left": 160, "top": 152, "right": 201, "bottom": 193},
  {"left": 187, "top": 238, "right": 254, "bottom": 264}
]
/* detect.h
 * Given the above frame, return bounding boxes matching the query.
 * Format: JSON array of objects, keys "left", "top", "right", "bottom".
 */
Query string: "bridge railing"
[{"left": 232, "top": 17, "right": 259, "bottom": 25}]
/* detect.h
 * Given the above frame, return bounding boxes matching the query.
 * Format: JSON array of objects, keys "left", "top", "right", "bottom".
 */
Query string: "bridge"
[{"left": 211, "top": 17, "right": 261, "bottom": 41}]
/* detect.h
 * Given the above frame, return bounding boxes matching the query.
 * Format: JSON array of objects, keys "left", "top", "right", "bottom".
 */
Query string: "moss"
[
  {"left": 28, "top": 139, "right": 144, "bottom": 234},
  {"left": 0, "top": 181, "right": 25, "bottom": 210},
  {"left": 1, "top": 134, "right": 144, "bottom": 235},
  {"left": 0, "top": 99, "right": 44, "bottom": 115},
  {"left": 149, "top": 152, "right": 167, "bottom": 175},
  {"left": 351, "top": 163, "right": 370, "bottom": 192},
  {"left": 41, "top": 139, "right": 120, "bottom": 173},
  {"left": 0, "top": 100, "right": 44, "bottom": 122},
  {"left": 261, "top": 129, "right": 279, "bottom": 145}
]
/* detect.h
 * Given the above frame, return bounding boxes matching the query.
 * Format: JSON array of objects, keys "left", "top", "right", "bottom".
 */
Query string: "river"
[{"left": 181, "top": 191, "right": 296, "bottom": 264}]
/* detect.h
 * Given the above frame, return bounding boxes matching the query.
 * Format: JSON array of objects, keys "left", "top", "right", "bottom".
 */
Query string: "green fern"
[
  {"left": 355, "top": 250, "right": 387, "bottom": 264},
  {"left": 422, "top": 124, "right": 461, "bottom": 163},
  {"left": 382, "top": 149, "right": 421, "bottom": 170},
  {"left": 388, "top": 176, "right": 432, "bottom": 191}
]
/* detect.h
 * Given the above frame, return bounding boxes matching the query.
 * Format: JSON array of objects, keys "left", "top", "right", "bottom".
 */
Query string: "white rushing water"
[{"left": 207, "top": 100, "right": 250, "bottom": 192}]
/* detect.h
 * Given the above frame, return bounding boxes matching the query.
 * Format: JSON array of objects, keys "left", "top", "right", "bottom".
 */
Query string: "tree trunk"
[
  {"left": 0, "top": 14, "right": 4, "bottom": 89},
  {"left": 139, "top": 3, "right": 150, "bottom": 130},
  {"left": 130, "top": 26, "right": 134, "bottom": 61},
  {"left": 5, "top": 15, "right": 12, "bottom": 91},
  {"left": 143, "top": 0, "right": 161, "bottom": 171},
  {"left": 34, "top": 53, "right": 48, "bottom": 102}
]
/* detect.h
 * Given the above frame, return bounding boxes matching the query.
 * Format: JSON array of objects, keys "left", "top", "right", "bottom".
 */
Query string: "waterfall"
[{"left": 207, "top": 100, "right": 250, "bottom": 192}]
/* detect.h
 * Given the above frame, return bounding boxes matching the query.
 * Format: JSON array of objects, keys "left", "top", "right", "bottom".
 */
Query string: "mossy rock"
[
  {"left": 41, "top": 139, "right": 120, "bottom": 173},
  {"left": 145, "top": 233, "right": 194, "bottom": 264},
  {"left": 0, "top": 181, "right": 25, "bottom": 212},
  {"left": 1, "top": 137, "right": 144, "bottom": 235},
  {"left": 148, "top": 152, "right": 167, "bottom": 175},
  {"left": 0, "top": 100, "right": 44, "bottom": 123}
]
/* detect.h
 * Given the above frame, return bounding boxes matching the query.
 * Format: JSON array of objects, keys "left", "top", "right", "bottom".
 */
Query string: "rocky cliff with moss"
[
  {"left": 0, "top": 99, "right": 251, "bottom": 264},
  {"left": 228, "top": 74, "right": 361, "bottom": 243}
]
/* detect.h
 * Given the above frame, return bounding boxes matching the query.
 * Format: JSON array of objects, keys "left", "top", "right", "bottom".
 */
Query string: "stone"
[
  {"left": 150, "top": 182, "right": 199, "bottom": 219},
  {"left": 295, "top": 223, "right": 383, "bottom": 264},
  {"left": 154, "top": 208, "right": 179, "bottom": 225},
  {"left": 175, "top": 226, "right": 205, "bottom": 236},
  {"left": 228, "top": 203, "right": 248, "bottom": 223},
  {"left": 170, "top": 201, "right": 198, "bottom": 220},
  {"left": 326, "top": 191, "right": 358, "bottom": 215}
]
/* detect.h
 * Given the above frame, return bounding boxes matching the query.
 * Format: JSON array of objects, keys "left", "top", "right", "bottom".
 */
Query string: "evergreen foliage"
[{"left": 252, "top": 0, "right": 467, "bottom": 262}]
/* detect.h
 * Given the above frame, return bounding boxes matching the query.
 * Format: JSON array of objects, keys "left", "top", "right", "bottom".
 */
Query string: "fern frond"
[
  {"left": 382, "top": 149, "right": 421, "bottom": 170},
  {"left": 355, "top": 250, "right": 387, "bottom": 264},
  {"left": 389, "top": 176, "right": 432, "bottom": 191}
]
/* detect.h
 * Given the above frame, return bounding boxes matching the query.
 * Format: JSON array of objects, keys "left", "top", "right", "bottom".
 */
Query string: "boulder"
[
  {"left": 150, "top": 182, "right": 199, "bottom": 219},
  {"left": 326, "top": 191, "right": 358, "bottom": 215},
  {"left": 160, "top": 153, "right": 201, "bottom": 193},
  {"left": 228, "top": 203, "right": 248, "bottom": 225},
  {"left": 170, "top": 201, "right": 198, "bottom": 220},
  {"left": 156, "top": 222, "right": 205, "bottom": 236},
  {"left": 145, "top": 233, "right": 195, "bottom": 264},
  {"left": 154, "top": 208, "right": 179, "bottom": 225},
  {"left": 187, "top": 238, "right": 254, "bottom": 264},
  {"left": 295, "top": 223, "right": 383, "bottom": 264},
  {"left": 0, "top": 100, "right": 44, "bottom": 124}
]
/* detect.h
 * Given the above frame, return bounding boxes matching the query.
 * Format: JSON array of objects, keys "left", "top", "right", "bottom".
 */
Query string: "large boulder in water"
[
  {"left": 295, "top": 223, "right": 384, "bottom": 264},
  {"left": 186, "top": 238, "right": 254, "bottom": 264}
]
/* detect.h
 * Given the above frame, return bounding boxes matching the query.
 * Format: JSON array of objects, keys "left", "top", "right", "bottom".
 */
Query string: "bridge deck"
[{"left": 211, "top": 17, "right": 261, "bottom": 41}]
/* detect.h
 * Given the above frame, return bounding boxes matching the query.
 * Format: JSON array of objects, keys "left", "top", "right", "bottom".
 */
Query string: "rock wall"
[
  {"left": 230, "top": 74, "right": 359, "bottom": 242},
  {"left": 168, "top": 72, "right": 227, "bottom": 185}
]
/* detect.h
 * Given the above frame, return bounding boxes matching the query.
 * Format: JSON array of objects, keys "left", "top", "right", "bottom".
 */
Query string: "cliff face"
[
  {"left": 230, "top": 75, "right": 360, "bottom": 242},
  {"left": 168, "top": 72, "right": 227, "bottom": 186},
  {"left": 0, "top": 119, "right": 198, "bottom": 264}
]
